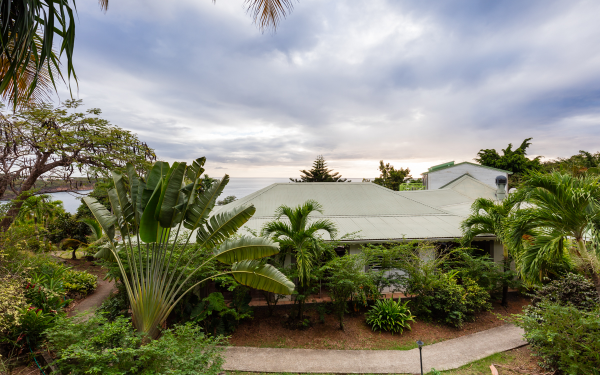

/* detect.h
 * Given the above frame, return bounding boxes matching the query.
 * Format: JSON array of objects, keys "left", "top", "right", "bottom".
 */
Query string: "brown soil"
[{"left": 229, "top": 294, "right": 530, "bottom": 350}]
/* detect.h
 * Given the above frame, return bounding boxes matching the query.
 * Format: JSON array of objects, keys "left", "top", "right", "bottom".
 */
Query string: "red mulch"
[{"left": 229, "top": 294, "right": 530, "bottom": 350}]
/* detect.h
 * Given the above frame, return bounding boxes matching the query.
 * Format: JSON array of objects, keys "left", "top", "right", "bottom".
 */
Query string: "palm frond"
[{"left": 243, "top": 0, "right": 295, "bottom": 32}]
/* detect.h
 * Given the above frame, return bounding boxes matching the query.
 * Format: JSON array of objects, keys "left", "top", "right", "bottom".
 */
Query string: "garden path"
[
  {"left": 223, "top": 324, "right": 526, "bottom": 374},
  {"left": 68, "top": 279, "right": 115, "bottom": 318}
]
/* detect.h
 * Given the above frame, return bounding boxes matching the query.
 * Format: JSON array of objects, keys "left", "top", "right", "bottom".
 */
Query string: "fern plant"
[{"left": 365, "top": 298, "right": 415, "bottom": 334}]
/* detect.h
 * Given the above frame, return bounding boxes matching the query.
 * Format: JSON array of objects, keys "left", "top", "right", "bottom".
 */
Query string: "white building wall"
[{"left": 427, "top": 164, "right": 508, "bottom": 190}]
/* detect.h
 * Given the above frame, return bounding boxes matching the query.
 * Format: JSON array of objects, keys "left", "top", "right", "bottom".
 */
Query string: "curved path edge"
[{"left": 223, "top": 324, "right": 526, "bottom": 374}]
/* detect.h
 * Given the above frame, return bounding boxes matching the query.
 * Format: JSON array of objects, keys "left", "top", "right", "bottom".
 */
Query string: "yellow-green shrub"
[
  {"left": 0, "top": 275, "right": 27, "bottom": 334},
  {"left": 63, "top": 270, "right": 97, "bottom": 296}
]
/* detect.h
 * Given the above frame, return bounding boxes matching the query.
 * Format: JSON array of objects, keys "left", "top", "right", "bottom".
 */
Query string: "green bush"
[
  {"left": 47, "top": 212, "right": 90, "bottom": 244},
  {"left": 45, "top": 315, "right": 225, "bottom": 375},
  {"left": 411, "top": 273, "right": 491, "bottom": 328},
  {"left": 516, "top": 302, "right": 600, "bottom": 374},
  {"left": 444, "top": 249, "right": 521, "bottom": 296},
  {"left": 63, "top": 269, "right": 97, "bottom": 297},
  {"left": 97, "top": 282, "right": 129, "bottom": 321},
  {"left": 532, "top": 273, "right": 599, "bottom": 311},
  {"left": 365, "top": 298, "right": 415, "bottom": 334}
]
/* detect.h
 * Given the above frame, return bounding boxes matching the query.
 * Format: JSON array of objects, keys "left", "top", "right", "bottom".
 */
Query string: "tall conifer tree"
[{"left": 290, "top": 155, "right": 348, "bottom": 182}]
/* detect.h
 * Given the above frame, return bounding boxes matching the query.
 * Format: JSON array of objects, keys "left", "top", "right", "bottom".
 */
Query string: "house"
[
  {"left": 422, "top": 161, "right": 511, "bottom": 191},
  {"left": 213, "top": 171, "right": 506, "bottom": 262}
]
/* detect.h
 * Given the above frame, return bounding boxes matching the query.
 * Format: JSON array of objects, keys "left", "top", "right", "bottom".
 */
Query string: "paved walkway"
[
  {"left": 223, "top": 324, "right": 526, "bottom": 374},
  {"left": 68, "top": 279, "right": 116, "bottom": 317}
]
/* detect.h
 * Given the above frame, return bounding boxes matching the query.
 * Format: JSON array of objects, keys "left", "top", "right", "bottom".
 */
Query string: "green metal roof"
[
  {"left": 208, "top": 180, "right": 497, "bottom": 241},
  {"left": 421, "top": 161, "right": 513, "bottom": 175}
]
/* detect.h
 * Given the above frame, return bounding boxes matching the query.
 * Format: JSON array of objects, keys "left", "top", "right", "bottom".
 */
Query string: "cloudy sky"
[{"left": 56, "top": 0, "right": 600, "bottom": 178}]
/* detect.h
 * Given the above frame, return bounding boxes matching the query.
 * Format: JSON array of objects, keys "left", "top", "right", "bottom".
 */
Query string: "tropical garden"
[{"left": 1, "top": 94, "right": 599, "bottom": 374}]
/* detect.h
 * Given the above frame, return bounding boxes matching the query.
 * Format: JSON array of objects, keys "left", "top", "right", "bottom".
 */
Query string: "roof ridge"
[{"left": 422, "top": 161, "right": 512, "bottom": 175}]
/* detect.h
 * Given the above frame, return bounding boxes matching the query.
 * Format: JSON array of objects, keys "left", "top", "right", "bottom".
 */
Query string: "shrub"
[
  {"left": 321, "top": 253, "right": 379, "bottom": 330},
  {"left": 444, "top": 249, "right": 520, "bottom": 296},
  {"left": 0, "top": 275, "right": 27, "bottom": 334},
  {"left": 516, "top": 302, "right": 600, "bottom": 374},
  {"left": 189, "top": 291, "right": 252, "bottom": 336},
  {"left": 532, "top": 272, "right": 599, "bottom": 311},
  {"left": 411, "top": 273, "right": 491, "bottom": 328},
  {"left": 366, "top": 298, "right": 415, "bottom": 334},
  {"left": 47, "top": 212, "right": 90, "bottom": 245},
  {"left": 45, "top": 315, "right": 225, "bottom": 375},
  {"left": 63, "top": 269, "right": 97, "bottom": 297},
  {"left": 97, "top": 283, "right": 129, "bottom": 321}
]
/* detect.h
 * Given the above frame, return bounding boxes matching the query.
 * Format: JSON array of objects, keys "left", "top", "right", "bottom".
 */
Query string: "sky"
[{"left": 53, "top": 0, "right": 600, "bottom": 178}]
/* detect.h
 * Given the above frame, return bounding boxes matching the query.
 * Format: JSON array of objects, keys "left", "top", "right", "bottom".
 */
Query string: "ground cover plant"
[{"left": 45, "top": 315, "right": 225, "bottom": 375}]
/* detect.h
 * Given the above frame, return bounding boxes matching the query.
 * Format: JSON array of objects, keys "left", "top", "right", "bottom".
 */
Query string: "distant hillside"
[{"left": 1, "top": 178, "right": 96, "bottom": 200}]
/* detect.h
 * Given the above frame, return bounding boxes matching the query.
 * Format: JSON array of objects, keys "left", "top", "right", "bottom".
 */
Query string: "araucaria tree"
[
  {"left": 509, "top": 172, "right": 600, "bottom": 295},
  {"left": 84, "top": 158, "right": 294, "bottom": 339},
  {"left": 372, "top": 160, "right": 411, "bottom": 191},
  {"left": 0, "top": 100, "right": 155, "bottom": 231},
  {"left": 461, "top": 195, "right": 520, "bottom": 306},
  {"left": 261, "top": 200, "right": 338, "bottom": 318},
  {"left": 290, "top": 155, "right": 348, "bottom": 182}
]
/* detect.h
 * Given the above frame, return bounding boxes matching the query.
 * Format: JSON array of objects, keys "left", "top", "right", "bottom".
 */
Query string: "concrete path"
[
  {"left": 223, "top": 324, "right": 526, "bottom": 374},
  {"left": 68, "top": 279, "right": 116, "bottom": 317}
]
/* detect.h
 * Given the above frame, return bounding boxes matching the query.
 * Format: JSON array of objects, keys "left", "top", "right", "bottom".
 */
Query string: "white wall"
[{"left": 427, "top": 163, "right": 508, "bottom": 190}]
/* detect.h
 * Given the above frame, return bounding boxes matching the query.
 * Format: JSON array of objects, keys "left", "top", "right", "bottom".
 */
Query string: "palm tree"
[
  {"left": 84, "top": 158, "right": 294, "bottom": 339},
  {"left": 16, "top": 194, "right": 63, "bottom": 242},
  {"left": 508, "top": 172, "right": 600, "bottom": 296},
  {"left": 261, "top": 200, "right": 337, "bottom": 318},
  {"left": 1, "top": 0, "right": 294, "bottom": 107},
  {"left": 461, "top": 194, "right": 521, "bottom": 306}
]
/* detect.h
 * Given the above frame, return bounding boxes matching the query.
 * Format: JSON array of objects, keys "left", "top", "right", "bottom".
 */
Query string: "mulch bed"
[{"left": 229, "top": 294, "right": 530, "bottom": 350}]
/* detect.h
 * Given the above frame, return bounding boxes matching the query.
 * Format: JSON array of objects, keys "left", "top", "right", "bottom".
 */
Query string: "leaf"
[
  {"left": 83, "top": 197, "right": 116, "bottom": 241},
  {"left": 186, "top": 157, "right": 206, "bottom": 182},
  {"left": 183, "top": 175, "right": 230, "bottom": 231},
  {"left": 126, "top": 163, "right": 141, "bottom": 224},
  {"left": 112, "top": 171, "right": 135, "bottom": 224},
  {"left": 79, "top": 217, "right": 102, "bottom": 240},
  {"left": 158, "top": 162, "right": 186, "bottom": 228},
  {"left": 94, "top": 242, "right": 114, "bottom": 260},
  {"left": 139, "top": 180, "right": 162, "bottom": 243},
  {"left": 231, "top": 260, "right": 295, "bottom": 295},
  {"left": 145, "top": 161, "right": 170, "bottom": 192},
  {"left": 196, "top": 205, "right": 256, "bottom": 249},
  {"left": 214, "top": 236, "right": 280, "bottom": 264}
]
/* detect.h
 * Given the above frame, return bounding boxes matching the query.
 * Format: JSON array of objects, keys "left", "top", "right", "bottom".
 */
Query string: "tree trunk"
[
  {"left": 72, "top": 248, "right": 77, "bottom": 260},
  {"left": 501, "top": 245, "right": 509, "bottom": 307}
]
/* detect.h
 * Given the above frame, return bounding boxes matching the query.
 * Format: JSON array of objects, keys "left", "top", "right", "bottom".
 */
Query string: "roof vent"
[{"left": 495, "top": 175, "right": 507, "bottom": 201}]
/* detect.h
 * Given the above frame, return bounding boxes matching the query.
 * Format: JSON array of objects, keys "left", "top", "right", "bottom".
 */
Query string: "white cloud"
[{"left": 51, "top": 0, "right": 600, "bottom": 177}]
